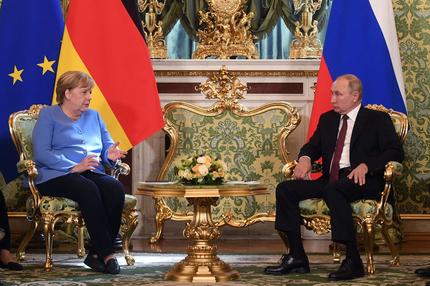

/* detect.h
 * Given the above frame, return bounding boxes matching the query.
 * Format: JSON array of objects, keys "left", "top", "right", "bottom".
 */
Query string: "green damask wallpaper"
[{"left": 394, "top": 0, "right": 430, "bottom": 214}]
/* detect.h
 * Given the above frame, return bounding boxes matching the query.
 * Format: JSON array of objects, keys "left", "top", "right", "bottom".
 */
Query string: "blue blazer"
[{"left": 32, "top": 105, "right": 115, "bottom": 184}]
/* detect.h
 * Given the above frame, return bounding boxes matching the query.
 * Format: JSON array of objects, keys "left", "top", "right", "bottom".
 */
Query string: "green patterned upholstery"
[
  {"left": 26, "top": 194, "right": 137, "bottom": 215},
  {"left": 163, "top": 109, "right": 292, "bottom": 219},
  {"left": 9, "top": 104, "right": 138, "bottom": 270},
  {"left": 149, "top": 99, "right": 300, "bottom": 243},
  {"left": 1, "top": 175, "right": 27, "bottom": 213},
  {"left": 299, "top": 199, "right": 393, "bottom": 222}
]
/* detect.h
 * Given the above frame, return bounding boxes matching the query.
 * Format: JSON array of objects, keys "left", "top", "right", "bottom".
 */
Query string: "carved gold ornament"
[
  {"left": 193, "top": 0, "right": 258, "bottom": 59},
  {"left": 289, "top": 0, "right": 323, "bottom": 59},
  {"left": 195, "top": 66, "right": 248, "bottom": 112},
  {"left": 138, "top": 0, "right": 167, "bottom": 59}
]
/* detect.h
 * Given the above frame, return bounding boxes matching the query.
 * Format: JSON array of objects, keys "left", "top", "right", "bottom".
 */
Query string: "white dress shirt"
[{"left": 337, "top": 104, "right": 361, "bottom": 169}]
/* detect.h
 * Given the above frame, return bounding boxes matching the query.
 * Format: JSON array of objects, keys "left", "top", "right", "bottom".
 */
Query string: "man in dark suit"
[{"left": 264, "top": 74, "right": 404, "bottom": 280}]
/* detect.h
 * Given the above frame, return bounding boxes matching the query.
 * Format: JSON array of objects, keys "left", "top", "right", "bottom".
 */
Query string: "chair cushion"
[
  {"left": 299, "top": 198, "right": 393, "bottom": 219},
  {"left": 27, "top": 193, "right": 138, "bottom": 215}
]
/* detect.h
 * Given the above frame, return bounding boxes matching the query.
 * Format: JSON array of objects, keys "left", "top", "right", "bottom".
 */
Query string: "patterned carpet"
[{"left": 0, "top": 253, "right": 429, "bottom": 285}]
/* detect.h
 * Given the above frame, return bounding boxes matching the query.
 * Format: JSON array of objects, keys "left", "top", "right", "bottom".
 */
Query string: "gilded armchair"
[
  {"left": 8, "top": 104, "right": 139, "bottom": 270},
  {"left": 150, "top": 67, "right": 300, "bottom": 243},
  {"left": 283, "top": 104, "right": 408, "bottom": 274}
]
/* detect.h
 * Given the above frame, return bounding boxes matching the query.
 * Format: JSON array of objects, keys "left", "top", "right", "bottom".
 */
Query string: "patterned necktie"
[{"left": 330, "top": 115, "right": 349, "bottom": 182}]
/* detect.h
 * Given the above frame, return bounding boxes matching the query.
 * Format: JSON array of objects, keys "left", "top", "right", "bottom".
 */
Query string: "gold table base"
[
  {"left": 165, "top": 252, "right": 240, "bottom": 282},
  {"left": 165, "top": 197, "right": 240, "bottom": 282},
  {"left": 137, "top": 183, "right": 269, "bottom": 282}
]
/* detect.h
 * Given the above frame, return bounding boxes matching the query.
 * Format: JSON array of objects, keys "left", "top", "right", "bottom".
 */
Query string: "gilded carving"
[
  {"left": 289, "top": 0, "right": 323, "bottom": 59},
  {"left": 193, "top": 0, "right": 258, "bottom": 59},
  {"left": 196, "top": 66, "right": 247, "bottom": 112},
  {"left": 138, "top": 0, "right": 167, "bottom": 59}
]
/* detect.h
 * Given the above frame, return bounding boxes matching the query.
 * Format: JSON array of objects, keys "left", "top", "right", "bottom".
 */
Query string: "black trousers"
[
  {"left": 0, "top": 190, "right": 11, "bottom": 250},
  {"left": 275, "top": 170, "right": 383, "bottom": 244},
  {"left": 37, "top": 171, "right": 125, "bottom": 259}
]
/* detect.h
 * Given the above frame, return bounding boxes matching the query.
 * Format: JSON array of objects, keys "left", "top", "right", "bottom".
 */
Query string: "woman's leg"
[
  {"left": 37, "top": 173, "right": 114, "bottom": 259},
  {"left": 81, "top": 172, "right": 125, "bottom": 250}
]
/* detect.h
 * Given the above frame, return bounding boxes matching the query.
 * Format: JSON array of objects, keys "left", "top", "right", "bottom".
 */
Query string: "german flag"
[{"left": 55, "top": 0, "right": 164, "bottom": 150}]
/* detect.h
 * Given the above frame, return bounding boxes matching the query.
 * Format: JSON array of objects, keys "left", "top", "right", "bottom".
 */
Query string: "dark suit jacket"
[{"left": 299, "top": 106, "right": 404, "bottom": 180}]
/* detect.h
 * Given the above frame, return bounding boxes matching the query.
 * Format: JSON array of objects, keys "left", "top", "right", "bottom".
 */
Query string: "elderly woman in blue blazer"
[{"left": 32, "top": 71, "right": 127, "bottom": 274}]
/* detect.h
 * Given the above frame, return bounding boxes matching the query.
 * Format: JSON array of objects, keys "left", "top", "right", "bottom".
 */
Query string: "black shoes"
[
  {"left": 415, "top": 267, "right": 430, "bottom": 277},
  {"left": 84, "top": 255, "right": 105, "bottom": 273},
  {"left": 0, "top": 261, "right": 23, "bottom": 271},
  {"left": 264, "top": 254, "right": 310, "bottom": 275},
  {"left": 105, "top": 258, "right": 120, "bottom": 274},
  {"left": 328, "top": 258, "right": 364, "bottom": 281},
  {"left": 84, "top": 255, "right": 120, "bottom": 274}
]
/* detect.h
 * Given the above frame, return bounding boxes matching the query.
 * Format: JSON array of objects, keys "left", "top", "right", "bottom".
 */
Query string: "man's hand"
[
  {"left": 293, "top": 156, "right": 312, "bottom": 180},
  {"left": 107, "top": 142, "right": 127, "bottom": 161},
  {"left": 70, "top": 154, "right": 100, "bottom": 173},
  {"left": 347, "top": 163, "right": 368, "bottom": 186}
]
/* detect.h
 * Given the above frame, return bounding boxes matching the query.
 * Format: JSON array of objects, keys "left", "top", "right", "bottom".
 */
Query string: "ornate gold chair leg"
[
  {"left": 42, "top": 216, "right": 55, "bottom": 271},
  {"left": 77, "top": 219, "right": 86, "bottom": 258},
  {"left": 16, "top": 220, "right": 38, "bottom": 261},
  {"left": 363, "top": 218, "right": 376, "bottom": 274},
  {"left": 332, "top": 242, "right": 341, "bottom": 263},
  {"left": 381, "top": 222, "right": 400, "bottom": 267},
  {"left": 122, "top": 209, "right": 138, "bottom": 266},
  {"left": 150, "top": 198, "right": 172, "bottom": 243}
]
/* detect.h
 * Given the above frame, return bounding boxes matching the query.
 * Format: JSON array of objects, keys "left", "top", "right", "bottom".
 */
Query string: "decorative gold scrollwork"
[
  {"left": 138, "top": 0, "right": 167, "bottom": 59},
  {"left": 193, "top": 0, "right": 258, "bottom": 59},
  {"left": 196, "top": 66, "right": 247, "bottom": 112},
  {"left": 289, "top": 0, "right": 323, "bottom": 59}
]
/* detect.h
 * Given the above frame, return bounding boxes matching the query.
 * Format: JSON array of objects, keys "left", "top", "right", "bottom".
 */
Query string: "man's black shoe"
[
  {"left": 0, "top": 261, "right": 23, "bottom": 271},
  {"left": 104, "top": 258, "right": 120, "bottom": 274},
  {"left": 328, "top": 258, "right": 364, "bottom": 281},
  {"left": 84, "top": 255, "right": 105, "bottom": 273},
  {"left": 415, "top": 267, "right": 430, "bottom": 277},
  {"left": 263, "top": 254, "right": 310, "bottom": 275}
]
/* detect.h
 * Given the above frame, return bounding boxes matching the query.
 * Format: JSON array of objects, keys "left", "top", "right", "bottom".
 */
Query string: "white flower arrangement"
[{"left": 175, "top": 154, "right": 227, "bottom": 185}]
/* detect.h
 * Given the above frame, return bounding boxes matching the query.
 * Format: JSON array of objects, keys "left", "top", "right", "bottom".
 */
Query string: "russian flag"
[{"left": 309, "top": 0, "right": 407, "bottom": 139}]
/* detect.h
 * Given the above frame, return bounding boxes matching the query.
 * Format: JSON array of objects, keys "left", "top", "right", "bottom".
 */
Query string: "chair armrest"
[
  {"left": 16, "top": 159, "right": 38, "bottom": 178},
  {"left": 282, "top": 160, "right": 298, "bottom": 178},
  {"left": 282, "top": 161, "right": 322, "bottom": 178},
  {"left": 384, "top": 161, "right": 403, "bottom": 183},
  {"left": 16, "top": 159, "right": 42, "bottom": 210},
  {"left": 110, "top": 160, "right": 130, "bottom": 179},
  {"left": 384, "top": 161, "right": 403, "bottom": 184}
]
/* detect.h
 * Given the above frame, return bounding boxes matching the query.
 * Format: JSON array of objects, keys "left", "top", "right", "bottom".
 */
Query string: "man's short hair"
[{"left": 338, "top": 74, "right": 363, "bottom": 99}]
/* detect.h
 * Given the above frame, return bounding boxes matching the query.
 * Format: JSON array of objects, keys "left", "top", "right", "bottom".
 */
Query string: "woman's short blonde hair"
[{"left": 56, "top": 71, "right": 95, "bottom": 104}]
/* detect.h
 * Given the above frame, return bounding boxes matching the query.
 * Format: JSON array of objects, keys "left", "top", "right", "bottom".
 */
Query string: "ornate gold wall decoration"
[
  {"left": 289, "top": 0, "right": 323, "bottom": 59},
  {"left": 192, "top": 0, "right": 258, "bottom": 59},
  {"left": 195, "top": 66, "right": 248, "bottom": 112},
  {"left": 138, "top": 0, "right": 167, "bottom": 59}
]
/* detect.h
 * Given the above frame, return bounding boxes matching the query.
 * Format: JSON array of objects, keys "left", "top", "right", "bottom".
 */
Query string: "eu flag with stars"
[{"left": 0, "top": 0, "right": 64, "bottom": 182}]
